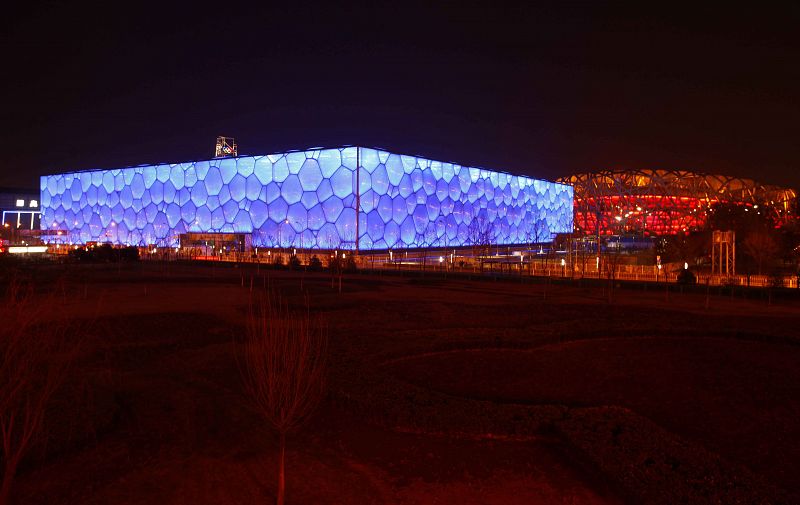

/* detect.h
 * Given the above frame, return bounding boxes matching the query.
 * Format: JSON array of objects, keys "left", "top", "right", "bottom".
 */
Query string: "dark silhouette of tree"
[
  {"left": 742, "top": 229, "right": 779, "bottom": 276},
  {"left": 707, "top": 202, "right": 776, "bottom": 235},
  {"left": 240, "top": 294, "right": 327, "bottom": 505},
  {"left": 662, "top": 231, "right": 709, "bottom": 266}
]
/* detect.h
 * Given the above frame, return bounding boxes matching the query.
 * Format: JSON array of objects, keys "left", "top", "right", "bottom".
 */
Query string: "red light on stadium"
[{"left": 559, "top": 170, "right": 797, "bottom": 237}]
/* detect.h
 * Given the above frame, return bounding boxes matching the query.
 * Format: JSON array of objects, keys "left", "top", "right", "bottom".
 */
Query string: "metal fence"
[{"left": 132, "top": 247, "right": 798, "bottom": 288}]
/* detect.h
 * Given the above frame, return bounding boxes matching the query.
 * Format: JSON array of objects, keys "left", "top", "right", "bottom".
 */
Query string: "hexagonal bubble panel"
[
  {"left": 39, "top": 147, "right": 572, "bottom": 249},
  {"left": 377, "top": 194, "right": 393, "bottom": 223},
  {"left": 272, "top": 156, "right": 289, "bottom": 182},
  {"left": 366, "top": 210, "right": 385, "bottom": 241},
  {"left": 298, "top": 159, "right": 323, "bottom": 191},
  {"left": 331, "top": 166, "right": 353, "bottom": 199},
  {"left": 307, "top": 204, "right": 326, "bottom": 231},
  {"left": 281, "top": 175, "right": 303, "bottom": 205},
  {"left": 287, "top": 203, "right": 308, "bottom": 232},
  {"left": 335, "top": 208, "right": 357, "bottom": 244},
  {"left": 229, "top": 174, "right": 247, "bottom": 202},
  {"left": 301, "top": 191, "right": 319, "bottom": 209},
  {"left": 392, "top": 196, "right": 407, "bottom": 224},
  {"left": 322, "top": 197, "right": 344, "bottom": 222},
  {"left": 360, "top": 148, "right": 380, "bottom": 173},
  {"left": 246, "top": 179, "right": 263, "bottom": 204},
  {"left": 317, "top": 149, "right": 341, "bottom": 178}
]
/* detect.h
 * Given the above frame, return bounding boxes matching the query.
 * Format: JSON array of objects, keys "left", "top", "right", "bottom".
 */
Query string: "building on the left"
[
  {"left": 40, "top": 146, "right": 573, "bottom": 250},
  {"left": 1, "top": 187, "right": 41, "bottom": 242}
]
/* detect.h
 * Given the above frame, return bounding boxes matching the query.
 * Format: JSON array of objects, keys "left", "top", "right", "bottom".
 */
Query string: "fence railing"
[{"left": 132, "top": 248, "right": 798, "bottom": 289}]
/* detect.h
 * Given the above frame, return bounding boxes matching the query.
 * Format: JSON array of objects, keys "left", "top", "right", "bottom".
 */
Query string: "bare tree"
[
  {"left": 1, "top": 281, "right": 77, "bottom": 505},
  {"left": 418, "top": 224, "right": 438, "bottom": 272},
  {"left": 603, "top": 239, "right": 625, "bottom": 303},
  {"left": 743, "top": 229, "right": 779, "bottom": 276},
  {"left": 240, "top": 293, "right": 327, "bottom": 505},
  {"left": 467, "top": 214, "right": 496, "bottom": 272},
  {"left": 664, "top": 231, "right": 709, "bottom": 267}
]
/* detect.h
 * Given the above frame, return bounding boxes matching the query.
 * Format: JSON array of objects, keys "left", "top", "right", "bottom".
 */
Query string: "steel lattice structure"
[{"left": 558, "top": 169, "right": 796, "bottom": 236}]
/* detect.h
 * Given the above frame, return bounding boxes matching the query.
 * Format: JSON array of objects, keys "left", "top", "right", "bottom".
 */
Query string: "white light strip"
[{"left": 7, "top": 246, "right": 48, "bottom": 254}]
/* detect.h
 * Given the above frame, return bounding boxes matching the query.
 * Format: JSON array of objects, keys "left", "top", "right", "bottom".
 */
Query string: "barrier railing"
[{"left": 130, "top": 248, "right": 799, "bottom": 288}]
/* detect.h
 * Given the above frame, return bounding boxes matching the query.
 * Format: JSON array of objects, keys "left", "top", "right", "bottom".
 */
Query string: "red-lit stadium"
[{"left": 559, "top": 169, "right": 797, "bottom": 236}]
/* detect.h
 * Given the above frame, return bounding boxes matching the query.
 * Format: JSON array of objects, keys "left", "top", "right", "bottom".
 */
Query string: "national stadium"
[{"left": 559, "top": 169, "right": 796, "bottom": 237}]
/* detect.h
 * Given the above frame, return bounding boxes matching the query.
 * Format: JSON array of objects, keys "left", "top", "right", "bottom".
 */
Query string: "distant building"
[
  {"left": 0, "top": 187, "right": 41, "bottom": 232},
  {"left": 40, "top": 147, "right": 574, "bottom": 249},
  {"left": 559, "top": 169, "right": 796, "bottom": 237}
]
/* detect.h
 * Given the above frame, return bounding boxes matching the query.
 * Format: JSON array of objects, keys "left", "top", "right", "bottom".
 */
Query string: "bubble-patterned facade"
[{"left": 40, "top": 147, "right": 573, "bottom": 249}]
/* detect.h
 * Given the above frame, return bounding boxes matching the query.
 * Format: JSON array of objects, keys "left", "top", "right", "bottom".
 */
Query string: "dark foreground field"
[{"left": 5, "top": 262, "right": 800, "bottom": 504}]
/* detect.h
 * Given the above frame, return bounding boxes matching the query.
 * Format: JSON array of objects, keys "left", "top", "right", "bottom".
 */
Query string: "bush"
[
  {"left": 327, "top": 254, "right": 356, "bottom": 273},
  {"left": 94, "top": 244, "right": 115, "bottom": 262},
  {"left": 67, "top": 244, "right": 139, "bottom": 263},
  {"left": 308, "top": 255, "right": 323, "bottom": 272},
  {"left": 676, "top": 268, "right": 696, "bottom": 285},
  {"left": 768, "top": 270, "right": 785, "bottom": 288},
  {"left": 68, "top": 247, "right": 89, "bottom": 262},
  {"left": 272, "top": 254, "right": 284, "bottom": 267},
  {"left": 288, "top": 254, "right": 301, "bottom": 270}
]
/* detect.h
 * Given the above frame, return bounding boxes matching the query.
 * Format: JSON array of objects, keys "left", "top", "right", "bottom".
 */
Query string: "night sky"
[{"left": 2, "top": 3, "right": 798, "bottom": 189}]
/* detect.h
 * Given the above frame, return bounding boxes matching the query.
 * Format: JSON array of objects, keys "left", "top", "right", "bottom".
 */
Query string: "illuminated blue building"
[{"left": 40, "top": 147, "right": 573, "bottom": 249}]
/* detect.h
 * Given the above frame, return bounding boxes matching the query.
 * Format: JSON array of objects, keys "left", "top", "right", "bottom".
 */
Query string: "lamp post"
[{"left": 278, "top": 218, "right": 289, "bottom": 257}]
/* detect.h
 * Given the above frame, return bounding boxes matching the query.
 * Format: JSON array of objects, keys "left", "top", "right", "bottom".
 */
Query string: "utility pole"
[
  {"left": 355, "top": 147, "right": 360, "bottom": 256},
  {"left": 595, "top": 206, "right": 602, "bottom": 276}
]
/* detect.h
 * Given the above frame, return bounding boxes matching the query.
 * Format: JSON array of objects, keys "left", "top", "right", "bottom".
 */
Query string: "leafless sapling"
[{"left": 240, "top": 293, "right": 327, "bottom": 505}]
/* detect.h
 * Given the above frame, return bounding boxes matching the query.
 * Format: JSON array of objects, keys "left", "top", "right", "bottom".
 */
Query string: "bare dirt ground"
[{"left": 6, "top": 261, "right": 800, "bottom": 504}]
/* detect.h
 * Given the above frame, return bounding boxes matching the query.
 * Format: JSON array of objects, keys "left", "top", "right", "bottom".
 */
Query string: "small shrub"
[
  {"left": 344, "top": 255, "right": 357, "bottom": 273},
  {"left": 66, "top": 245, "right": 139, "bottom": 263},
  {"left": 768, "top": 271, "right": 785, "bottom": 288},
  {"left": 676, "top": 269, "right": 696, "bottom": 285},
  {"left": 68, "top": 247, "right": 89, "bottom": 262},
  {"left": 288, "top": 254, "right": 301, "bottom": 270},
  {"left": 273, "top": 254, "right": 284, "bottom": 267},
  {"left": 95, "top": 244, "right": 115, "bottom": 262},
  {"left": 308, "top": 255, "right": 323, "bottom": 272},
  {"left": 120, "top": 246, "right": 139, "bottom": 261}
]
